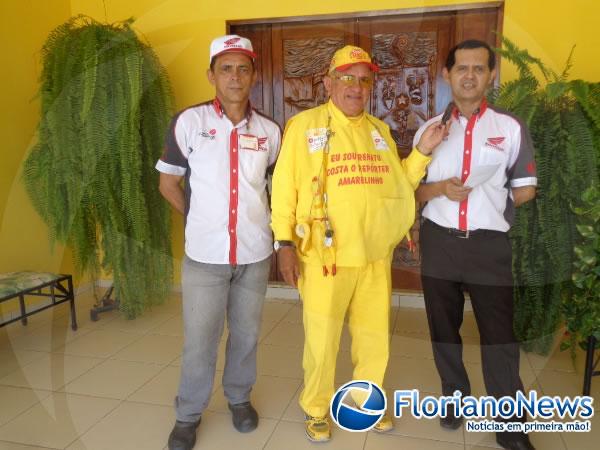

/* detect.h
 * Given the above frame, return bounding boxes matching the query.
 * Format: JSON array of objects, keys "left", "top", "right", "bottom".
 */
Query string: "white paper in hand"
[{"left": 464, "top": 164, "right": 500, "bottom": 188}]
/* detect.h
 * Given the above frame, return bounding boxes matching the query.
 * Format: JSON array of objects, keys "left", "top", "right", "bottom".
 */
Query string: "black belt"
[{"left": 424, "top": 219, "right": 505, "bottom": 239}]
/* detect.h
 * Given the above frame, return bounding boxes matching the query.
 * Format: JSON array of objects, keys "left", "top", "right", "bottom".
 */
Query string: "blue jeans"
[{"left": 175, "top": 255, "right": 270, "bottom": 422}]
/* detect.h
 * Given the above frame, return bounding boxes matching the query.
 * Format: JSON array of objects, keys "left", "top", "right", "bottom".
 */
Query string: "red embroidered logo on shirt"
[
  {"left": 527, "top": 161, "right": 536, "bottom": 174},
  {"left": 200, "top": 129, "right": 216, "bottom": 140},
  {"left": 257, "top": 137, "right": 269, "bottom": 152},
  {"left": 485, "top": 136, "right": 505, "bottom": 151}
]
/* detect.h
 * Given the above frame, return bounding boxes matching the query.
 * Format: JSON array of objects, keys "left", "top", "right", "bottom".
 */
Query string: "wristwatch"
[{"left": 274, "top": 240, "right": 295, "bottom": 252}]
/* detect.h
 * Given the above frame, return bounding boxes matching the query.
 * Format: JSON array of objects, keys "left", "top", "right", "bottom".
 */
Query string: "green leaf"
[
  {"left": 576, "top": 224, "right": 596, "bottom": 238},
  {"left": 559, "top": 340, "right": 571, "bottom": 351},
  {"left": 546, "top": 81, "right": 569, "bottom": 100}
]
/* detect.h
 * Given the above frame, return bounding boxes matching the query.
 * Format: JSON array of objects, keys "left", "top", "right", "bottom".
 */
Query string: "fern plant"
[
  {"left": 490, "top": 38, "right": 599, "bottom": 354},
  {"left": 23, "top": 16, "right": 174, "bottom": 318},
  {"left": 563, "top": 184, "right": 600, "bottom": 352}
]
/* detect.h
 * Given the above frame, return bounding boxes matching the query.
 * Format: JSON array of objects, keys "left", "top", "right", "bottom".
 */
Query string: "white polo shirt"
[
  {"left": 414, "top": 99, "right": 537, "bottom": 232},
  {"left": 156, "top": 99, "right": 281, "bottom": 265}
]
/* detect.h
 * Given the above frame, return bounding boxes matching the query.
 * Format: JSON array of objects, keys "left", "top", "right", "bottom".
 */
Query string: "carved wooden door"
[
  {"left": 230, "top": 5, "right": 502, "bottom": 288},
  {"left": 271, "top": 21, "right": 356, "bottom": 126},
  {"left": 358, "top": 15, "right": 453, "bottom": 289}
]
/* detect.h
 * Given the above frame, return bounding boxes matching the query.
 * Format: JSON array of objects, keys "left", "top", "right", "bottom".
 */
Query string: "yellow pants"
[{"left": 298, "top": 257, "right": 392, "bottom": 418}]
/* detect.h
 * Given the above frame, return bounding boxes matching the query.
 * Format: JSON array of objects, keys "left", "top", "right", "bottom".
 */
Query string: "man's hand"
[
  {"left": 416, "top": 177, "right": 472, "bottom": 203},
  {"left": 277, "top": 246, "right": 299, "bottom": 288},
  {"left": 416, "top": 120, "right": 451, "bottom": 155},
  {"left": 441, "top": 177, "right": 472, "bottom": 201}
]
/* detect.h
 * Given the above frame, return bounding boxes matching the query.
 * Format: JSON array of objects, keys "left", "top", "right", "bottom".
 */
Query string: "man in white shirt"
[
  {"left": 156, "top": 35, "right": 281, "bottom": 450},
  {"left": 414, "top": 40, "right": 536, "bottom": 450}
]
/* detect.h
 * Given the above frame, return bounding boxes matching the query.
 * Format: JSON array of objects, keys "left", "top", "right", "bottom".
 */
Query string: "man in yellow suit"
[{"left": 271, "top": 45, "right": 445, "bottom": 442}]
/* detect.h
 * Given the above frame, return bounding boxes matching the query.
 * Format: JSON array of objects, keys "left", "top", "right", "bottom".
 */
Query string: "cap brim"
[
  {"left": 334, "top": 62, "right": 379, "bottom": 73},
  {"left": 212, "top": 48, "right": 257, "bottom": 61}
]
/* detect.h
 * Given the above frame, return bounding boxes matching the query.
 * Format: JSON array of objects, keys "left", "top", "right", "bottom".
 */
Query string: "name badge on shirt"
[
  {"left": 306, "top": 128, "right": 328, "bottom": 153},
  {"left": 371, "top": 130, "right": 389, "bottom": 151},
  {"left": 239, "top": 134, "right": 259, "bottom": 151}
]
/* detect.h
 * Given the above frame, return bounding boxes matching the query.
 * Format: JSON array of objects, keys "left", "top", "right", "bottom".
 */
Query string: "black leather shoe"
[
  {"left": 168, "top": 419, "right": 200, "bottom": 450},
  {"left": 228, "top": 401, "right": 259, "bottom": 432},
  {"left": 496, "top": 433, "right": 536, "bottom": 450},
  {"left": 440, "top": 404, "right": 463, "bottom": 430}
]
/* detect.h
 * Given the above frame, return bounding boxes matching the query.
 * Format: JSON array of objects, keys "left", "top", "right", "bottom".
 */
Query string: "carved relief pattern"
[
  {"left": 370, "top": 32, "right": 437, "bottom": 270},
  {"left": 371, "top": 32, "right": 437, "bottom": 154},
  {"left": 282, "top": 38, "right": 344, "bottom": 120}
]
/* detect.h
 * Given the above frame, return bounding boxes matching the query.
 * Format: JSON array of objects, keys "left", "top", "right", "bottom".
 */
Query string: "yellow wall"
[
  {"left": 1, "top": 0, "right": 598, "bottom": 285},
  {"left": 0, "top": 0, "right": 74, "bottom": 277}
]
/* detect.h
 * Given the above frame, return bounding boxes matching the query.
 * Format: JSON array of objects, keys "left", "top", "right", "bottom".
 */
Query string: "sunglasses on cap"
[{"left": 332, "top": 74, "right": 374, "bottom": 88}]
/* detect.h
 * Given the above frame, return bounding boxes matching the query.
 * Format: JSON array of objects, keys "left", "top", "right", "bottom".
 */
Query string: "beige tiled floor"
[{"left": 0, "top": 290, "right": 596, "bottom": 449}]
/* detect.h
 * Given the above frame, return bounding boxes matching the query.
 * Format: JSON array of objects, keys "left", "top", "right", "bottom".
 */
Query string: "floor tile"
[
  {"left": 0, "top": 385, "right": 51, "bottom": 427},
  {"left": 262, "top": 321, "right": 304, "bottom": 348},
  {"left": 256, "top": 344, "right": 303, "bottom": 379},
  {"left": 66, "top": 401, "right": 173, "bottom": 450},
  {"left": 192, "top": 411, "right": 277, "bottom": 450},
  {"left": 0, "top": 349, "right": 47, "bottom": 379},
  {"left": 264, "top": 419, "right": 366, "bottom": 450},
  {"left": 144, "top": 294, "right": 183, "bottom": 315},
  {"left": 4, "top": 322, "right": 92, "bottom": 353},
  {"left": 282, "top": 304, "right": 303, "bottom": 324},
  {"left": 365, "top": 432, "right": 464, "bottom": 450},
  {"left": 96, "top": 312, "right": 175, "bottom": 335},
  {"left": 261, "top": 301, "right": 294, "bottom": 324},
  {"left": 0, "top": 392, "right": 119, "bottom": 449},
  {"left": 280, "top": 384, "right": 305, "bottom": 423},
  {"left": 388, "top": 410, "right": 465, "bottom": 444},
  {"left": 0, "top": 441, "right": 56, "bottom": 450},
  {"left": 111, "top": 334, "right": 182, "bottom": 365},
  {"left": 334, "top": 350, "right": 356, "bottom": 383},
  {"left": 55, "top": 330, "right": 141, "bottom": 358},
  {"left": 536, "top": 369, "right": 599, "bottom": 398},
  {"left": 386, "top": 355, "right": 442, "bottom": 393},
  {"left": 1, "top": 288, "right": 591, "bottom": 449},
  {"left": 0, "top": 353, "right": 102, "bottom": 391},
  {"left": 128, "top": 366, "right": 222, "bottom": 406},
  {"left": 526, "top": 344, "right": 586, "bottom": 374},
  {"left": 62, "top": 359, "right": 164, "bottom": 399},
  {"left": 207, "top": 375, "right": 301, "bottom": 420},
  {"left": 151, "top": 315, "right": 183, "bottom": 337},
  {"left": 394, "top": 309, "right": 430, "bottom": 335},
  {"left": 561, "top": 412, "right": 598, "bottom": 450},
  {"left": 389, "top": 332, "right": 434, "bottom": 359}
]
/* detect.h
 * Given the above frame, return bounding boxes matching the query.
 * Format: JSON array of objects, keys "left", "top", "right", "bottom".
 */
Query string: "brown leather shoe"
[
  {"left": 496, "top": 433, "right": 536, "bottom": 450},
  {"left": 228, "top": 402, "right": 259, "bottom": 433},
  {"left": 167, "top": 419, "right": 200, "bottom": 450},
  {"left": 440, "top": 404, "right": 463, "bottom": 430}
]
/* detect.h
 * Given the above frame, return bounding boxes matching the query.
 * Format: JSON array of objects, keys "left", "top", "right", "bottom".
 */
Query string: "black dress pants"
[{"left": 419, "top": 219, "right": 525, "bottom": 427}]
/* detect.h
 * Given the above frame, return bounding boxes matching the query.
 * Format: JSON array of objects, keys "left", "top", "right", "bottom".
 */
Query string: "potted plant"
[
  {"left": 490, "top": 38, "right": 600, "bottom": 354},
  {"left": 23, "top": 16, "right": 174, "bottom": 318}
]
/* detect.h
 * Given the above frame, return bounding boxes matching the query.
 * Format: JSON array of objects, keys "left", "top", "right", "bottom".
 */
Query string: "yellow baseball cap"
[{"left": 328, "top": 45, "right": 379, "bottom": 73}]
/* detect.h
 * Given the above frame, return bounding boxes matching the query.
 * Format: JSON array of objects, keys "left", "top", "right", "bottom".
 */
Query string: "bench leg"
[
  {"left": 18, "top": 294, "right": 27, "bottom": 326},
  {"left": 67, "top": 276, "right": 78, "bottom": 331},
  {"left": 583, "top": 335, "right": 596, "bottom": 396}
]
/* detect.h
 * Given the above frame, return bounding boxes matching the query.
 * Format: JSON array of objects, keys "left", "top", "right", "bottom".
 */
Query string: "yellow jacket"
[{"left": 271, "top": 100, "right": 430, "bottom": 267}]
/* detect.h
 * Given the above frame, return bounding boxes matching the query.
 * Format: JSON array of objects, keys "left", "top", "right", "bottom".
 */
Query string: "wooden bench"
[{"left": 0, "top": 272, "right": 77, "bottom": 330}]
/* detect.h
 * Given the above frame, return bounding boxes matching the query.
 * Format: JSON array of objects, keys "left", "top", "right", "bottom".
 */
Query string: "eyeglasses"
[{"left": 333, "top": 74, "right": 374, "bottom": 88}]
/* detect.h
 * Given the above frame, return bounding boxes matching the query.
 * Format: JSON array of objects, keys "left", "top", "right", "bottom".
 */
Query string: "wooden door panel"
[
  {"left": 230, "top": 5, "right": 502, "bottom": 288},
  {"left": 231, "top": 24, "right": 272, "bottom": 116},
  {"left": 272, "top": 21, "right": 356, "bottom": 128},
  {"left": 359, "top": 15, "right": 452, "bottom": 155}
]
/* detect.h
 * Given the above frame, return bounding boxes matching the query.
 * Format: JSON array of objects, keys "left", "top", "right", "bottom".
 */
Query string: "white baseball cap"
[{"left": 209, "top": 35, "right": 257, "bottom": 64}]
